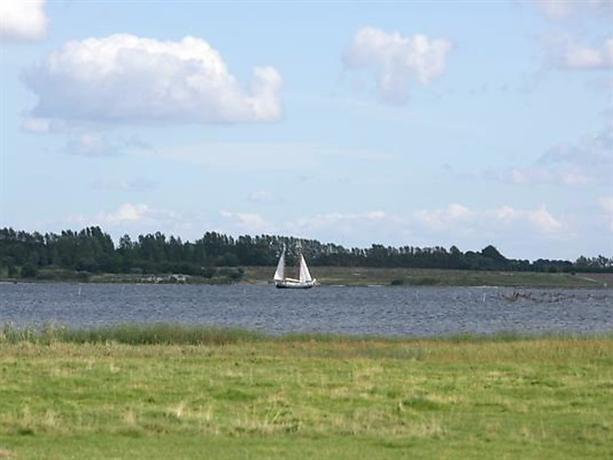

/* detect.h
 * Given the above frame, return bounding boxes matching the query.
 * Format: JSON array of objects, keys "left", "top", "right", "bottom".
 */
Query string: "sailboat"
[{"left": 273, "top": 247, "right": 317, "bottom": 289}]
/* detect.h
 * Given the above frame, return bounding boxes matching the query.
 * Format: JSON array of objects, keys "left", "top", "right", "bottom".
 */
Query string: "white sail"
[
  {"left": 273, "top": 250, "right": 285, "bottom": 281},
  {"left": 298, "top": 254, "right": 312, "bottom": 283}
]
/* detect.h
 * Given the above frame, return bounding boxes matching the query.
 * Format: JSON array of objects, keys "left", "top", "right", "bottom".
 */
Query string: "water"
[{"left": 1, "top": 282, "right": 612, "bottom": 336}]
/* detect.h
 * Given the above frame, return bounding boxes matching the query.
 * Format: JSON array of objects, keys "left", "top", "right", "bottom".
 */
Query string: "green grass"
[
  {"left": 0, "top": 325, "right": 611, "bottom": 459},
  {"left": 6, "top": 266, "right": 612, "bottom": 288},
  {"left": 242, "top": 266, "right": 612, "bottom": 288},
  {"left": 0, "top": 323, "right": 266, "bottom": 346}
]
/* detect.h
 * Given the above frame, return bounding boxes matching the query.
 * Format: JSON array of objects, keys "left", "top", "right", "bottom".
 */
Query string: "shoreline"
[
  {"left": 1, "top": 279, "right": 610, "bottom": 289},
  {"left": 1, "top": 265, "right": 611, "bottom": 289}
]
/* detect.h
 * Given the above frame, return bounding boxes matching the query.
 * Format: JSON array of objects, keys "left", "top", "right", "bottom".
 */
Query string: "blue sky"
[{"left": 1, "top": 0, "right": 611, "bottom": 260}]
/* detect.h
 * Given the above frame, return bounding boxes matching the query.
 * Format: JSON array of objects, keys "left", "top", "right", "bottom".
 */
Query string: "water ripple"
[{"left": 0, "top": 283, "right": 611, "bottom": 336}]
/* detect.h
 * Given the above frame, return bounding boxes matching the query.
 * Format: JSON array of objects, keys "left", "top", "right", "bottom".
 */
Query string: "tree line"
[{"left": 1, "top": 226, "right": 611, "bottom": 278}]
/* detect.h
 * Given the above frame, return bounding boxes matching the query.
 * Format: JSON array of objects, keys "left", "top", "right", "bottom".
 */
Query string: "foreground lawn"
[{"left": 0, "top": 334, "right": 611, "bottom": 459}]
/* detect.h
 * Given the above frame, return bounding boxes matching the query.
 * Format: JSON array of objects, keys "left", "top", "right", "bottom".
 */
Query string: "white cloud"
[
  {"left": 23, "top": 34, "right": 282, "bottom": 125},
  {"left": 414, "top": 204, "right": 472, "bottom": 231},
  {"left": 414, "top": 204, "right": 563, "bottom": 235},
  {"left": 530, "top": 207, "right": 563, "bottom": 233},
  {"left": 21, "top": 117, "right": 52, "bottom": 133},
  {"left": 285, "top": 211, "right": 408, "bottom": 246},
  {"left": 534, "top": 0, "right": 612, "bottom": 19},
  {"left": 535, "top": 0, "right": 573, "bottom": 18},
  {"left": 559, "top": 38, "right": 613, "bottom": 70},
  {"left": 492, "top": 205, "right": 563, "bottom": 233},
  {"left": 535, "top": 2, "right": 613, "bottom": 73},
  {"left": 495, "top": 125, "right": 613, "bottom": 186},
  {"left": 220, "top": 211, "right": 274, "bottom": 234},
  {"left": 505, "top": 166, "right": 592, "bottom": 186},
  {"left": 21, "top": 116, "right": 71, "bottom": 133},
  {"left": 0, "top": 0, "right": 47, "bottom": 42},
  {"left": 343, "top": 26, "right": 452, "bottom": 105},
  {"left": 64, "top": 133, "right": 120, "bottom": 157},
  {"left": 69, "top": 203, "right": 151, "bottom": 227},
  {"left": 100, "top": 203, "right": 150, "bottom": 225},
  {"left": 67, "top": 203, "right": 203, "bottom": 240},
  {"left": 536, "top": 125, "right": 611, "bottom": 176}
]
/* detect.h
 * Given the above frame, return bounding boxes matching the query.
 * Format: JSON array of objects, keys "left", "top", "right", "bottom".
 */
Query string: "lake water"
[{"left": 1, "top": 282, "right": 612, "bottom": 336}]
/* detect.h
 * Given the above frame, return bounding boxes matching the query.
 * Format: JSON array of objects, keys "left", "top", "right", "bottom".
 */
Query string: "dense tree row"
[{"left": 1, "top": 226, "right": 611, "bottom": 278}]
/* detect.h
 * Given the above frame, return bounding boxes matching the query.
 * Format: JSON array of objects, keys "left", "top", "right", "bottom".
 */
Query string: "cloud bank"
[
  {"left": 68, "top": 202, "right": 575, "bottom": 258},
  {"left": 23, "top": 34, "right": 283, "bottom": 125},
  {"left": 0, "top": 0, "right": 47, "bottom": 42},
  {"left": 78, "top": 203, "right": 565, "bottom": 239},
  {"left": 218, "top": 204, "right": 565, "bottom": 243},
  {"left": 343, "top": 26, "right": 452, "bottom": 105}
]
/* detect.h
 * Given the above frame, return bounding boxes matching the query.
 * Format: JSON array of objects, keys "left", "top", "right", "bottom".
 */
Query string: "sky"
[{"left": 0, "top": 0, "right": 612, "bottom": 260}]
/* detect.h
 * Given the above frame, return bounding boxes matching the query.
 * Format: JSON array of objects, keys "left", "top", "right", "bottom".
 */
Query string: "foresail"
[
  {"left": 273, "top": 251, "right": 285, "bottom": 281},
  {"left": 299, "top": 255, "right": 312, "bottom": 282}
]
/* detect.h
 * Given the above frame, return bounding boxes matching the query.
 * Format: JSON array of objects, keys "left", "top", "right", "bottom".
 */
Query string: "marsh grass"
[
  {"left": 2, "top": 323, "right": 609, "bottom": 347},
  {"left": 0, "top": 323, "right": 265, "bottom": 346}
]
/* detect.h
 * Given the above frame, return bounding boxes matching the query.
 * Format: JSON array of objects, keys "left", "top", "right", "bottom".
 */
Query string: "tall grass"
[
  {"left": 1, "top": 323, "right": 610, "bottom": 346},
  {"left": 0, "top": 323, "right": 264, "bottom": 346}
]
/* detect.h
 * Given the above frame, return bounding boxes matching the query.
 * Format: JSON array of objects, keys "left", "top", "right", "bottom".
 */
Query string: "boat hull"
[{"left": 275, "top": 280, "right": 316, "bottom": 289}]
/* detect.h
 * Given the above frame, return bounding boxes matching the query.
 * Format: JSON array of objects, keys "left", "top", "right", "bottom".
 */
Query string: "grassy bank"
[
  {"left": 0, "top": 325, "right": 611, "bottom": 459},
  {"left": 3, "top": 266, "right": 611, "bottom": 288},
  {"left": 242, "top": 266, "right": 612, "bottom": 288}
]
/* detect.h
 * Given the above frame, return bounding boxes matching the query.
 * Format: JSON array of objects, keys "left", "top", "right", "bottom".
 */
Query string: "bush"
[
  {"left": 76, "top": 271, "right": 91, "bottom": 282},
  {"left": 20, "top": 263, "right": 38, "bottom": 279},
  {"left": 201, "top": 267, "right": 217, "bottom": 279},
  {"left": 218, "top": 267, "right": 244, "bottom": 281}
]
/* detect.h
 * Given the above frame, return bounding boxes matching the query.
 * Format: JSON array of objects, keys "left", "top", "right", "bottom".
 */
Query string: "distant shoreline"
[{"left": 1, "top": 266, "right": 611, "bottom": 289}]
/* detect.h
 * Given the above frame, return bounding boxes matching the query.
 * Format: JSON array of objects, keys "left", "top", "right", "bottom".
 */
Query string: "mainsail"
[
  {"left": 298, "top": 254, "right": 312, "bottom": 283},
  {"left": 273, "top": 250, "right": 285, "bottom": 281}
]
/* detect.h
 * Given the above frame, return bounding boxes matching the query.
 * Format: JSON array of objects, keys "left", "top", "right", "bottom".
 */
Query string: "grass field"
[
  {"left": 243, "top": 266, "right": 612, "bottom": 288},
  {"left": 6, "top": 266, "right": 612, "bottom": 288},
  {"left": 0, "top": 325, "right": 611, "bottom": 459}
]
